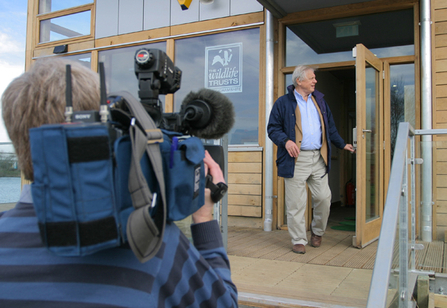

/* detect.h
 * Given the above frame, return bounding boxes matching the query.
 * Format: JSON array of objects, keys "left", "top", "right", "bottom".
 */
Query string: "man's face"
[{"left": 296, "top": 69, "right": 317, "bottom": 96}]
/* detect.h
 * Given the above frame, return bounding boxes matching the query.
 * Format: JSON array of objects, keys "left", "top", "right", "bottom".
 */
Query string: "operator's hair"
[
  {"left": 292, "top": 65, "right": 315, "bottom": 87},
  {"left": 1, "top": 58, "right": 100, "bottom": 181}
]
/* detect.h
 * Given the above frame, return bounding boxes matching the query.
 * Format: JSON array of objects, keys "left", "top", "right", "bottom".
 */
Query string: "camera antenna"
[
  {"left": 99, "top": 62, "right": 109, "bottom": 123},
  {"left": 64, "top": 64, "right": 73, "bottom": 123}
]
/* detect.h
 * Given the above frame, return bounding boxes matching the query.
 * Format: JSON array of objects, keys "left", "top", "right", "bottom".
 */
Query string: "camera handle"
[
  {"left": 109, "top": 90, "right": 167, "bottom": 263},
  {"left": 136, "top": 72, "right": 163, "bottom": 125}
]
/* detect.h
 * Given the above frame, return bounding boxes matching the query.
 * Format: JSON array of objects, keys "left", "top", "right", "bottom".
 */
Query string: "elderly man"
[
  {"left": 267, "top": 65, "right": 354, "bottom": 254},
  {"left": 0, "top": 58, "right": 237, "bottom": 307}
]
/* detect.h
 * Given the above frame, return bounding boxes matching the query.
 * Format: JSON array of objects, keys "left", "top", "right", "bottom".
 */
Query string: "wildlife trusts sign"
[{"left": 205, "top": 43, "right": 242, "bottom": 93}]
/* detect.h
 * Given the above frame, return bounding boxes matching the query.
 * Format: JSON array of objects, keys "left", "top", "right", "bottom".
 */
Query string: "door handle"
[{"left": 362, "top": 129, "right": 372, "bottom": 133}]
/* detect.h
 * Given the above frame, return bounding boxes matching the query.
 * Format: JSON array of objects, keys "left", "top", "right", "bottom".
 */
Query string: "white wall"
[{"left": 96, "top": 0, "right": 263, "bottom": 38}]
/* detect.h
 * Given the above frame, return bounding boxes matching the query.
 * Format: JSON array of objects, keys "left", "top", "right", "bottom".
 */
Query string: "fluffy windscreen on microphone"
[{"left": 181, "top": 88, "right": 235, "bottom": 140}]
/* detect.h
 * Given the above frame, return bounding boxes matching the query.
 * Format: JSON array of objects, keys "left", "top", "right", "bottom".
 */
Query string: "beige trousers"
[{"left": 284, "top": 150, "right": 331, "bottom": 246}]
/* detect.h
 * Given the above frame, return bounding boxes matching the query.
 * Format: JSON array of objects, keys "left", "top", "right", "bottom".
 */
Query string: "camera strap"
[{"left": 109, "top": 91, "right": 167, "bottom": 263}]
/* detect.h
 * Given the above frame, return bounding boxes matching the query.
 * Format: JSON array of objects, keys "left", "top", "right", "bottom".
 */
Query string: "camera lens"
[{"left": 135, "top": 49, "right": 153, "bottom": 68}]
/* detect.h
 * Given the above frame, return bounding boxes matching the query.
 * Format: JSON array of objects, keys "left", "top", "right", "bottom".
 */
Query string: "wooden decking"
[
  {"left": 228, "top": 205, "right": 447, "bottom": 273},
  {"left": 228, "top": 225, "right": 377, "bottom": 270}
]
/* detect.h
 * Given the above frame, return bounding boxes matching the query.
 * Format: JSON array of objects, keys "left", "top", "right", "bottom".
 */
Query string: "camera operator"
[{"left": 0, "top": 58, "right": 238, "bottom": 307}]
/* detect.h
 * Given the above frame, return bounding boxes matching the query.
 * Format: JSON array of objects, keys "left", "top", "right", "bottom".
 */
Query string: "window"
[
  {"left": 174, "top": 28, "right": 260, "bottom": 145},
  {"left": 40, "top": 11, "right": 91, "bottom": 43},
  {"left": 39, "top": 0, "right": 93, "bottom": 14},
  {"left": 38, "top": 0, "right": 94, "bottom": 44},
  {"left": 390, "top": 64, "right": 415, "bottom": 155},
  {"left": 61, "top": 53, "right": 92, "bottom": 69},
  {"left": 98, "top": 43, "right": 167, "bottom": 103}
]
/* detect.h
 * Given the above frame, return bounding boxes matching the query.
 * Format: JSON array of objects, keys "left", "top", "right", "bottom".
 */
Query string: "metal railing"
[{"left": 367, "top": 122, "right": 447, "bottom": 307}]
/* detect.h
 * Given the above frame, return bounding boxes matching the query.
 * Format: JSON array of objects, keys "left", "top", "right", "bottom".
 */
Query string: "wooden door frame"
[{"left": 354, "top": 44, "right": 384, "bottom": 247}]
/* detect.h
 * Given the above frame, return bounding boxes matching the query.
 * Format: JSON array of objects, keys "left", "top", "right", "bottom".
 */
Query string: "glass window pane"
[
  {"left": 61, "top": 53, "right": 91, "bottom": 69},
  {"left": 0, "top": 143, "right": 21, "bottom": 205},
  {"left": 390, "top": 64, "right": 415, "bottom": 155},
  {"left": 40, "top": 11, "right": 91, "bottom": 43},
  {"left": 286, "top": 9, "right": 414, "bottom": 67},
  {"left": 175, "top": 28, "right": 260, "bottom": 145},
  {"left": 98, "top": 43, "right": 166, "bottom": 104},
  {"left": 365, "top": 65, "right": 380, "bottom": 221},
  {"left": 39, "top": 0, "right": 93, "bottom": 14}
]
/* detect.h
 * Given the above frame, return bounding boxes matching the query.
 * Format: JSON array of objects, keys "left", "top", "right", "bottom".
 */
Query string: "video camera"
[{"left": 29, "top": 49, "right": 235, "bottom": 262}]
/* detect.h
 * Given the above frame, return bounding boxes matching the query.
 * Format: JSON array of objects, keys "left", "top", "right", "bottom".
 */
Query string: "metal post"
[
  {"left": 399, "top": 153, "right": 409, "bottom": 308},
  {"left": 410, "top": 134, "right": 416, "bottom": 270},
  {"left": 221, "top": 134, "right": 229, "bottom": 250},
  {"left": 209, "top": 137, "right": 229, "bottom": 250},
  {"left": 264, "top": 10, "right": 274, "bottom": 231},
  {"left": 420, "top": 0, "right": 433, "bottom": 242}
]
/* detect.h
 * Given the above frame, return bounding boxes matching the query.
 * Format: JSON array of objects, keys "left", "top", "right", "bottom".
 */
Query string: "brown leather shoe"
[
  {"left": 292, "top": 244, "right": 306, "bottom": 254},
  {"left": 311, "top": 232, "right": 322, "bottom": 247}
]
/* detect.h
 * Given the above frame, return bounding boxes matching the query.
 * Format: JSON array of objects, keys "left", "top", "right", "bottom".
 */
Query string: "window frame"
[{"left": 36, "top": 3, "right": 95, "bottom": 47}]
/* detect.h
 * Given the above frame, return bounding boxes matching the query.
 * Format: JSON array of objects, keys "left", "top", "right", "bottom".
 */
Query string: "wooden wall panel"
[
  {"left": 439, "top": 188, "right": 447, "bottom": 200},
  {"left": 228, "top": 162, "right": 261, "bottom": 173},
  {"left": 433, "top": 0, "right": 447, "bottom": 239},
  {"left": 436, "top": 111, "right": 447, "bottom": 123},
  {"left": 438, "top": 162, "right": 447, "bottom": 174},
  {"left": 436, "top": 71, "right": 447, "bottom": 84},
  {"left": 227, "top": 151, "right": 262, "bottom": 218},
  {"left": 435, "top": 8, "right": 447, "bottom": 21},
  {"left": 436, "top": 21, "right": 447, "bottom": 34},
  {"left": 437, "top": 97, "right": 447, "bottom": 108},
  {"left": 435, "top": 46, "right": 447, "bottom": 60},
  {"left": 435, "top": 0, "right": 447, "bottom": 10},
  {"left": 437, "top": 200, "right": 447, "bottom": 213}
]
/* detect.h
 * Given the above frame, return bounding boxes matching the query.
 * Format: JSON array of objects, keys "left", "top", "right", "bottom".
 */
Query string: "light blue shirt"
[
  {"left": 294, "top": 90, "right": 322, "bottom": 150},
  {"left": 19, "top": 184, "right": 33, "bottom": 203}
]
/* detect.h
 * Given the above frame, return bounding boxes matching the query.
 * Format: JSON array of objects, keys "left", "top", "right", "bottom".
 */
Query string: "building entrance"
[{"left": 314, "top": 66, "right": 357, "bottom": 236}]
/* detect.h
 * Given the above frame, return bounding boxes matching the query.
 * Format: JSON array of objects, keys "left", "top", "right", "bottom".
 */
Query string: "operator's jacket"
[{"left": 267, "top": 85, "right": 346, "bottom": 178}]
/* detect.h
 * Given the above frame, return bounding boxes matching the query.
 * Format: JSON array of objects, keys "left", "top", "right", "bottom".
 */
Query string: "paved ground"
[{"left": 230, "top": 252, "right": 371, "bottom": 307}]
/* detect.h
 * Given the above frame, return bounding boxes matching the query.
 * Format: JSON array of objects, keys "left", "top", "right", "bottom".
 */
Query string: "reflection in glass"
[
  {"left": 174, "top": 28, "right": 260, "bottom": 145},
  {"left": 62, "top": 53, "right": 91, "bottom": 69},
  {"left": 98, "top": 43, "right": 166, "bottom": 104},
  {"left": 365, "top": 66, "right": 380, "bottom": 221},
  {"left": 390, "top": 64, "right": 415, "bottom": 156},
  {"left": 40, "top": 11, "right": 91, "bottom": 43},
  {"left": 39, "top": 0, "right": 93, "bottom": 14}
]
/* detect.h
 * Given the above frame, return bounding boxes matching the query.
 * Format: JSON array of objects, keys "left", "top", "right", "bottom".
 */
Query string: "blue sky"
[{"left": 0, "top": 1, "right": 28, "bottom": 143}]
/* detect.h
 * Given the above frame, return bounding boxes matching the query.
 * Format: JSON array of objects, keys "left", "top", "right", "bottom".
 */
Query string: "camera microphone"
[{"left": 181, "top": 88, "right": 235, "bottom": 140}]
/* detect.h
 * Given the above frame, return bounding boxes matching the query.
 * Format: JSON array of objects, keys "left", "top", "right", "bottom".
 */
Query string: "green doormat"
[
  {"left": 331, "top": 225, "right": 355, "bottom": 231},
  {"left": 331, "top": 218, "right": 356, "bottom": 231},
  {"left": 339, "top": 220, "right": 355, "bottom": 226}
]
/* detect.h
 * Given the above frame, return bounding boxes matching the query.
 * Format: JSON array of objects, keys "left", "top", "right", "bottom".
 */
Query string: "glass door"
[{"left": 353, "top": 44, "right": 385, "bottom": 248}]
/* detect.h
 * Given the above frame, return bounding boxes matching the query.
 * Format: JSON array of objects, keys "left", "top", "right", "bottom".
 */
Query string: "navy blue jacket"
[{"left": 267, "top": 85, "right": 346, "bottom": 178}]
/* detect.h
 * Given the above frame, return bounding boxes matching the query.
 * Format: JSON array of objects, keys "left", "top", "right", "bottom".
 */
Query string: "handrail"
[
  {"left": 367, "top": 123, "right": 447, "bottom": 307},
  {"left": 367, "top": 122, "right": 413, "bottom": 307}
]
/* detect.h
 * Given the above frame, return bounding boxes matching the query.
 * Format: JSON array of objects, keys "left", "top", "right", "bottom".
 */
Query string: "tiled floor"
[
  {"left": 228, "top": 233, "right": 372, "bottom": 308},
  {"left": 228, "top": 204, "right": 372, "bottom": 307}
]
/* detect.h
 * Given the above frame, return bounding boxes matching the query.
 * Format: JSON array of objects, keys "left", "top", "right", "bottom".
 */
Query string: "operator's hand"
[
  {"left": 285, "top": 140, "right": 300, "bottom": 158},
  {"left": 192, "top": 150, "right": 225, "bottom": 224},
  {"left": 344, "top": 144, "right": 355, "bottom": 153}
]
